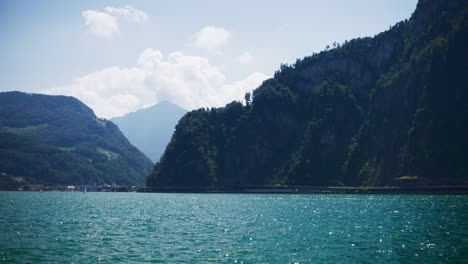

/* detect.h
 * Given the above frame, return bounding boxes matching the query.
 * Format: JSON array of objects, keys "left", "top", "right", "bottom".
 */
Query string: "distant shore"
[
  {"left": 3, "top": 185, "right": 468, "bottom": 194},
  {"left": 137, "top": 185, "right": 468, "bottom": 194}
]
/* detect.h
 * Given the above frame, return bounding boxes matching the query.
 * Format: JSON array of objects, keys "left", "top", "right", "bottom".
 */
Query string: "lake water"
[{"left": 0, "top": 192, "right": 467, "bottom": 263}]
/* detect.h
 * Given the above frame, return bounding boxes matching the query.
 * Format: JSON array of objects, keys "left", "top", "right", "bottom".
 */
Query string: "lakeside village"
[
  {"left": 3, "top": 173, "right": 136, "bottom": 192},
  {"left": 19, "top": 184, "right": 137, "bottom": 192}
]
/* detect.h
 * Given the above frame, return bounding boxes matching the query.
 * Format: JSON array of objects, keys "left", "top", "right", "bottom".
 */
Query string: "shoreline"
[
  {"left": 3, "top": 185, "right": 468, "bottom": 194},
  {"left": 137, "top": 185, "right": 468, "bottom": 194}
]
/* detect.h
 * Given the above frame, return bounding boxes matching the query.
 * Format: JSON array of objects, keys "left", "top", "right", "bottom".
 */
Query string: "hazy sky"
[{"left": 0, "top": 0, "right": 417, "bottom": 118}]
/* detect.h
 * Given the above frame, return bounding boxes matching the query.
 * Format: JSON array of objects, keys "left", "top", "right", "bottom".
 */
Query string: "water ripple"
[{"left": 0, "top": 192, "right": 467, "bottom": 263}]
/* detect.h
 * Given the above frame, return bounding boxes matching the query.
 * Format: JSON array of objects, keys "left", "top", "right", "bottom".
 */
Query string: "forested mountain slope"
[
  {"left": 148, "top": 0, "right": 468, "bottom": 188},
  {"left": 0, "top": 92, "right": 153, "bottom": 188}
]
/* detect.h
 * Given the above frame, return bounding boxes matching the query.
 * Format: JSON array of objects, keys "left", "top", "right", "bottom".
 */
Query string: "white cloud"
[
  {"left": 237, "top": 52, "right": 254, "bottom": 64},
  {"left": 82, "top": 5, "right": 148, "bottom": 38},
  {"left": 104, "top": 6, "right": 148, "bottom": 22},
  {"left": 82, "top": 10, "right": 119, "bottom": 38},
  {"left": 192, "top": 26, "right": 231, "bottom": 49},
  {"left": 44, "top": 49, "right": 268, "bottom": 118}
]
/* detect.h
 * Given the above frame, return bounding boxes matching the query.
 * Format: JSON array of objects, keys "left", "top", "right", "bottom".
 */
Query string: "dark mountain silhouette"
[{"left": 148, "top": 0, "right": 468, "bottom": 188}]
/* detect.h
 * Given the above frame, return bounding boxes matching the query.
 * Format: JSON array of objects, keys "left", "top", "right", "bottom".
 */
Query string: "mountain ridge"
[
  {"left": 0, "top": 91, "right": 153, "bottom": 189},
  {"left": 147, "top": 0, "right": 468, "bottom": 188}
]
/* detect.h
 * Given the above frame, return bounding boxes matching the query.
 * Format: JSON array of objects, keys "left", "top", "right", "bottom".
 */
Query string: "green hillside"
[{"left": 0, "top": 92, "right": 153, "bottom": 189}]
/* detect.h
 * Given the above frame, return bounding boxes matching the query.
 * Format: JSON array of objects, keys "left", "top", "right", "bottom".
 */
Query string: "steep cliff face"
[
  {"left": 148, "top": 0, "right": 468, "bottom": 188},
  {"left": 345, "top": 1, "right": 468, "bottom": 185}
]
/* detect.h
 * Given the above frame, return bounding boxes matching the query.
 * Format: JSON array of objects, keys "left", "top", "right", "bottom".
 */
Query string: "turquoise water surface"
[{"left": 0, "top": 192, "right": 467, "bottom": 263}]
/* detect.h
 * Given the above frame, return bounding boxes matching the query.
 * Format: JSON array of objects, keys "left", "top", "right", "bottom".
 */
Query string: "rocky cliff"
[{"left": 147, "top": 0, "right": 468, "bottom": 188}]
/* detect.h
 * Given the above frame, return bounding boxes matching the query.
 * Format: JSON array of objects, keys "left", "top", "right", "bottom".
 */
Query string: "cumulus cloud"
[
  {"left": 82, "top": 10, "right": 119, "bottom": 37},
  {"left": 82, "top": 5, "right": 148, "bottom": 37},
  {"left": 44, "top": 49, "right": 268, "bottom": 118},
  {"left": 237, "top": 52, "right": 254, "bottom": 64},
  {"left": 192, "top": 26, "right": 231, "bottom": 49}
]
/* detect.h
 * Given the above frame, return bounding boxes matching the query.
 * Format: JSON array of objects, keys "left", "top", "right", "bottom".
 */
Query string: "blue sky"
[{"left": 0, "top": 0, "right": 417, "bottom": 118}]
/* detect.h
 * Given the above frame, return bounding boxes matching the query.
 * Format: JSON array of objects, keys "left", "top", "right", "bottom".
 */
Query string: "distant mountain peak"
[
  {"left": 111, "top": 100, "right": 187, "bottom": 163},
  {"left": 114, "top": 101, "right": 186, "bottom": 119}
]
